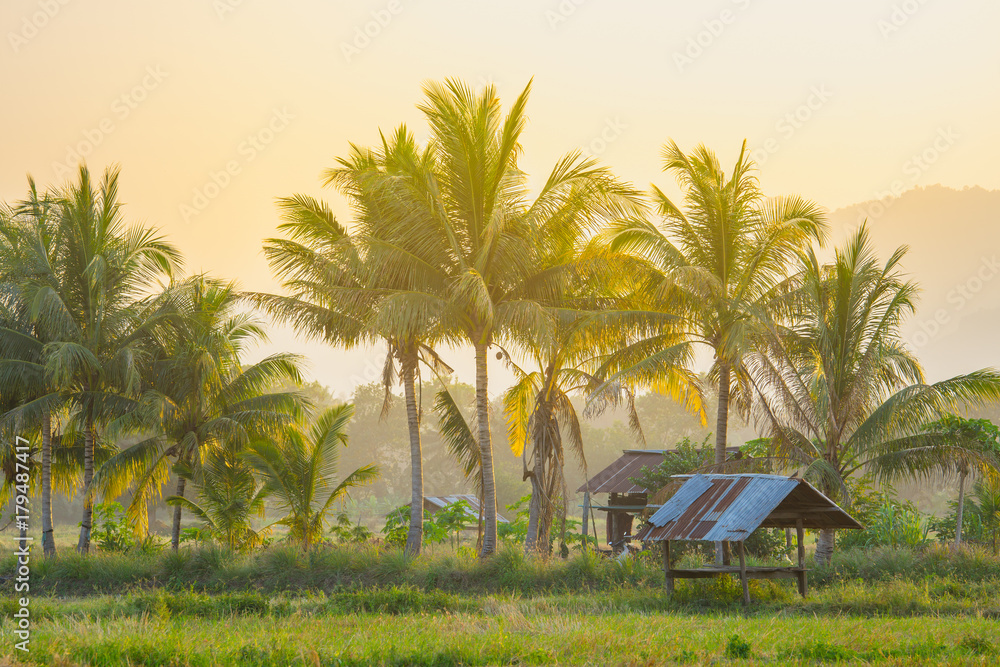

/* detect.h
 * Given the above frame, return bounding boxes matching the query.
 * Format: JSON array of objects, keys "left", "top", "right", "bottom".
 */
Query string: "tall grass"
[{"left": 5, "top": 541, "right": 1000, "bottom": 610}]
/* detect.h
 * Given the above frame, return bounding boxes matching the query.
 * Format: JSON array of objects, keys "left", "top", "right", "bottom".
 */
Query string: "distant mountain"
[{"left": 828, "top": 185, "right": 1000, "bottom": 382}]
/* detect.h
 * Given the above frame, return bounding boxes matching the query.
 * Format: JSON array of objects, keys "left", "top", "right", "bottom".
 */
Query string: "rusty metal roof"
[
  {"left": 634, "top": 474, "right": 862, "bottom": 542},
  {"left": 577, "top": 447, "right": 742, "bottom": 495}
]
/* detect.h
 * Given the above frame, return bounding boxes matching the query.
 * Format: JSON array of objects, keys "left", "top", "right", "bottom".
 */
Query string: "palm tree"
[
  {"left": 165, "top": 441, "right": 271, "bottom": 551},
  {"left": 243, "top": 403, "right": 379, "bottom": 551},
  {"left": 0, "top": 182, "right": 66, "bottom": 556},
  {"left": 603, "top": 141, "right": 828, "bottom": 468},
  {"left": 93, "top": 275, "right": 305, "bottom": 550},
  {"left": 257, "top": 127, "right": 452, "bottom": 556},
  {"left": 746, "top": 225, "right": 1000, "bottom": 564},
  {"left": 500, "top": 202, "right": 703, "bottom": 553},
  {"left": 361, "top": 79, "right": 647, "bottom": 556},
  {"left": 6, "top": 165, "right": 182, "bottom": 554},
  {"left": 972, "top": 477, "right": 1000, "bottom": 555},
  {"left": 920, "top": 415, "right": 1000, "bottom": 546}
]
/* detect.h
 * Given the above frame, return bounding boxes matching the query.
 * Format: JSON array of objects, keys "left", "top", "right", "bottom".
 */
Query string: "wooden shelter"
[
  {"left": 577, "top": 448, "right": 740, "bottom": 550},
  {"left": 634, "top": 473, "right": 862, "bottom": 604}
]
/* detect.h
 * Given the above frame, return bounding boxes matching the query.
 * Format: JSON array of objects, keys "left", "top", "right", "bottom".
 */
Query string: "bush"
[
  {"left": 329, "top": 512, "right": 374, "bottom": 544},
  {"left": 91, "top": 502, "right": 135, "bottom": 553},
  {"left": 744, "top": 527, "right": 790, "bottom": 560},
  {"left": 838, "top": 479, "right": 931, "bottom": 549},
  {"left": 629, "top": 435, "right": 713, "bottom": 493},
  {"left": 856, "top": 502, "right": 930, "bottom": 548},
  {"left": 724, "top": 635, "right": 751, "bottom": 659}
]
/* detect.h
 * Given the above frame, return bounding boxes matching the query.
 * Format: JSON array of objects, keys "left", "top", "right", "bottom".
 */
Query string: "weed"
[{"left": 724, "top": 634, "right": 751, "bottom": 659}]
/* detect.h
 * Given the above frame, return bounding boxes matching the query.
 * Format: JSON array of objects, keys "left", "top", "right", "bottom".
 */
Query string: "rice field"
[
  {"left": 2, "top": 594, "right": 998, "bottom": 666},
  {"left": 3, "top": 544, "right": 1000, "bottom": 665}
]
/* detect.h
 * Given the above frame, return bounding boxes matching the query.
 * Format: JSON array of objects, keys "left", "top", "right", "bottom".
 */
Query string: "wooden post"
[
  {"left": 663, "top": 541, "right": 674, "bottom": 598},
  {"left": 581, "top": 491, "right": 590, "bottom": 553},
  {"left": 737, "top": 540, "right": 749, "bottom": 606},
  {"left": 796, "top": 519, "right": 807, "bottom": 598}
]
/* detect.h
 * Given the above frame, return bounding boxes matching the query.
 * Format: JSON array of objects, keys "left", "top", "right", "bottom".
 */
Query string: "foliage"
[
  {"left": 94, "top": 275, "right": 305, "bottom": 542},
  {"left": 629, "top": 434, "right": 713, "bottom": 493},
  {"left": 383, "top": 506, "right": 444, "bottom": 548},
  {"left": 599, "top": 140, "right": 827, "bottom": 470},
  {"left": 430, "top": 499, "right": 476, "bottom": 547},
  {"left": 90, "top": 502, "right": 136, "bottom": 553},
  {"left": 863, "top": 502, "right": 930, "bottom": 548},
  {"left": 972, "top": 477, "right": 1000, "bottom": 554},
  {"left": 745, "top": 225, "right": 1000, "bottom": 564},
  {"left": 179, "top": 526, "right": 212, "bottom": 545},
  {"left": 744, "top": 528, "right": 791, "bottom": 560},
  {"left": 921, "top": 415, "right": 1000, "bottom": 465},
  {"left": 497, "top": 494, "right": 587, "bottom": 554},
  {"left": 725, "top": 635, "right": 752, "bottom": 660},
  {"left": 382, "top": 502, "right": 472, "bottom": 548},
  {"left": 244, "top": 403, "right": 379, "bottom": 551},
  {"left": 838, "top": 478, "right": 930, "bottom": 549},
  {"left": 165, "top": 444, "right": 272, "bottom": 552},
  {"left": 929, "top": 500, "right": 987, "bottom": 545},
  {"left": 329, "top": 513, "right": 374, "bottom": 544}
]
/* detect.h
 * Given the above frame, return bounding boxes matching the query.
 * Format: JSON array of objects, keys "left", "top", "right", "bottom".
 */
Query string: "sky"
[{"left": 2, "top": 0, "right": 998, "bottom": 398}]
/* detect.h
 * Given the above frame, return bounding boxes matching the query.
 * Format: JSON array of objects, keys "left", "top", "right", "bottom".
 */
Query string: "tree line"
[{"left": 3, "top": 78, "right": 999, "bottom": 565}]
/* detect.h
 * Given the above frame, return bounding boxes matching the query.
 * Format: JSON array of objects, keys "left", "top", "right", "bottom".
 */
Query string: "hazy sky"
[{"left": 3, "top": 0, "right": 998, "bottom": 397}]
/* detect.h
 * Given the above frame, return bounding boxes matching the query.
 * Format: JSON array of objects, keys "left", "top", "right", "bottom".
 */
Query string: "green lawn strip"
[{"left": 4, "top": 611, "right": 998, "bottom": 666}]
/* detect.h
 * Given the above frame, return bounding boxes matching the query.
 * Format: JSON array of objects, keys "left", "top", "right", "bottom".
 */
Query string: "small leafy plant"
[{"left": 91, "top": 502, "right": 135, "bottom": 553}]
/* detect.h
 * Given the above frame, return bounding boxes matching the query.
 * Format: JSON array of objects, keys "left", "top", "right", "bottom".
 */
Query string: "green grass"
[
  {"left": 4, "top": 544, "right": 1000, "bottom": 664},
  {"left": 2, "top": 597, "right": 999, "bottom": 665}
]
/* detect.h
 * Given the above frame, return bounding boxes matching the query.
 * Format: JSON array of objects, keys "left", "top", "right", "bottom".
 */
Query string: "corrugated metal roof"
[
  {"left": 422, "top": 495, "right": 509, "bottom": 523},
  {"left": 577, "top": 447, "right": 743, "bottom": 494},
  {"left": 635, "top": 474, "right": 862, "bottom": 541}
]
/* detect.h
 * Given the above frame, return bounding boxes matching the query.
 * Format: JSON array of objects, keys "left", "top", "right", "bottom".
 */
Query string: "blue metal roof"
[{"left": 638, "top": 473, "right": 860, "bottom": 542}]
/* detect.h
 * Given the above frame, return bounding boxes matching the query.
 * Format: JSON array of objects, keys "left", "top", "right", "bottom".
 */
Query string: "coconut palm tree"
[
  {"left": 359, "top": 79, "right": 647, "bottom": 556},
  {"left": 597, "top": 142, "right": 826, "bottom": 563},
  {"left": 93, "top": 275, "right": 305, "bottom": 549},
  {"left": 0, "top": 182, "right": 66, "bottom": 556},
  {"left": 165, "top": 441, "right": 271, "bottom": 551},
  {"left": 602, "top": 141, "right": 828, "bottom": 468},
  {"left": 746, "top": 225, "right": 1000, "bottom": 564},
  {"left": 6, "top": 165, "right": 182, "bottom": 554},
  {"left": 257, "top": 127, "right": 452, "bottom": 556},
  {"left": 243, "top": 403, "right": 379, "bottom": 551}
]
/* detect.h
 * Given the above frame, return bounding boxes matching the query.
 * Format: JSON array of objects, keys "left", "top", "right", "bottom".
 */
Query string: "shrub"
[
  {"left": 744, "top": 527, "right": 790, "bottom": 560},
  {"left": 329, "top": 512, "right": 374, "bottom": 544},
  {"left": 839, "top": 500, "right": 930, "bottom": 549},
  {"left": 957, "top": 633, "right": 995, "bottom": 655},
  {"left": 91, "top": 502, "right": 135, "bottom": 553},
  {"left": 724, "top": 634, "right": 751, "bottom": 659}
]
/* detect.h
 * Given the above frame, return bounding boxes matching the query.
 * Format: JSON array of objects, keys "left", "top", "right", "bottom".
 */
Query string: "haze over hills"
[
  {"left": 281, "top": 184, "right": 1000, "bottom": 402},
  {"left": 827, "top": 184, "right": 1000, "bottom": 383}
]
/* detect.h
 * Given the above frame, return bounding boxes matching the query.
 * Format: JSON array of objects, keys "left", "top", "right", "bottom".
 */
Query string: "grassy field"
[{"left": 3, "top": 544, "right": 1000, "bottom": 665}]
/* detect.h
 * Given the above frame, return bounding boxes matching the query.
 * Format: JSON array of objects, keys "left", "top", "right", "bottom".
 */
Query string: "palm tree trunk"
[
  {"left": 41, "top": 410, "right": 55, "bottom": 558},
  {"left": 715, "top": 363, "right": 731, "bottom": 565},
  {"left": 955, "top": 469, "right": 967, "bottom": 547},
  {"left": 76, "top": 418, "right": 94, "bottom": 554},
  {"left": 815, "top": 527, "right": 836, "bottom": 566},
  {"left": 402, "top": 352, "right": 424, "bottom": 556},
  {"left": 715, "top": 363, "right": 731, "bottom": 465},
  {"left": 524, "top": 447, "right": 544, "bottom": 554},
  {"left": 537, "top": 461, "right": 558, "bottom": 554},
  {"left": 474, "top": 341, "right": 498, "bottom": 557},
  {"left": 170, "top": 473, "right": 186, "bottom": 551}
]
